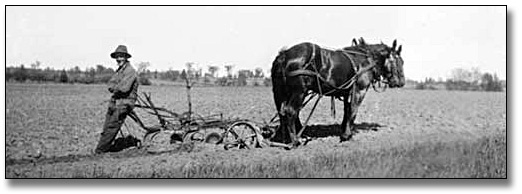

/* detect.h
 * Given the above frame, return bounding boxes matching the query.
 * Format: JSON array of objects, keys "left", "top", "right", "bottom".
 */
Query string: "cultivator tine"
[
  {"left": 143, "top": 92, "right": 167, "bottom": 127},
  {"left": 128, "top": 111, "right": 145, "bottom": 128},
  {"left": 268, "top": 113, "right": 279, "bottom": 124},
  {"left": 128, "top": 110, "right": 160, "bottom": 134},
  {"left": 137, "top": 94, "right": 149, "bottom": 107}
]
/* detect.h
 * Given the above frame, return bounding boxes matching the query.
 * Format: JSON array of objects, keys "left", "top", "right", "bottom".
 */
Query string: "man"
[{"left": 94, "top": 45, "right": 139, "bottom": 154}]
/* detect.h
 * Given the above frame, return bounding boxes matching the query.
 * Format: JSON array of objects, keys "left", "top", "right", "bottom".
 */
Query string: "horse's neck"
[
  {"left": 355, "top": 68, "right": 375, "bottom": 90},
  {"left": 355, "top": 53, "right": 384, "bottom": 89}
]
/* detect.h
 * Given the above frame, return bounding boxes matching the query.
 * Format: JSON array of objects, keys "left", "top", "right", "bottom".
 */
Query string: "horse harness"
[
  {"left": 284, "top": 45, "right": 385, "bottom": 139},
  {"left": 286, "top": 45, "right": 381, "bottom": 97}
]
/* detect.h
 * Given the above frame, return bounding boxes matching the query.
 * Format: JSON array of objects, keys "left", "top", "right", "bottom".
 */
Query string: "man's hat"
[{"left": 110, "top": 45, "right": 132, "bottom": 59}]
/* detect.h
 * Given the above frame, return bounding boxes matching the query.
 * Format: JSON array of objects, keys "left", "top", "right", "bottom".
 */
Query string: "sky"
[{"left": 6, "top": 6, "right": 506, "bottom": 81}]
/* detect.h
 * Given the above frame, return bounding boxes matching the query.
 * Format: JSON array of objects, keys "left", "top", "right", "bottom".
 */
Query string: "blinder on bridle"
[
  {"left": 367, "top": 45, "right": 402, "bottom": 92},
  {"left": 352, "top": 38, "right": 401, "bottom": 89},
  {"left": 383, "top": 51, "right": 397, "bottom": 83},
  {"left": 380, "top": 47, "right": 403, "bottom": 88}
]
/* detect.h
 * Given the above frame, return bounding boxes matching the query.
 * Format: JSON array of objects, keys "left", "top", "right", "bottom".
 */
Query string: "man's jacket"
[{"left": 108, "top": 62, "right": 138, "bottom": 106}]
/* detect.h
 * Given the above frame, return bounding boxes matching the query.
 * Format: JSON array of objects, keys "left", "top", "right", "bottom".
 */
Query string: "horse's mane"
[
  {"left": 343, "top": 42, "right": 391, "bottom": 58},
  {"left": 343, "top": 38, "right": 392, "bottom": 55},
  {"left": 341, "top": 40, "right": 392, "bottom": 74}
]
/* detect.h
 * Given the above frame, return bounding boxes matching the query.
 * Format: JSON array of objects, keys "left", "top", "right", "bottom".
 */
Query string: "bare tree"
[
  {"left": 254, "top": 67, "right": 264, "bottom": 78},
  {"left": 208, "top": 65, "right": 219, "bottom": 78},
  {"left": 480, "top": 73, "right": 503, "bottom": 91},
  {"left": 470, "top": 67, "right": 482, "bottom": 84},
  {"left": 185, "top": 62, "right": 195, "bottom": 78},
  {"left": 224, "top": 65, "right": 234, "bottom": 78},
  {"left": 30, "top": 61, "right": 41, "bottom": 69},
  {"left": 195, "top": 67, "right": 202, "bottom": 81},
  {"left": 136, "top": 62, "right": 151, "bottom": 74},
  {"left": 450, "top": 68, "right": 472, "bottom": 82}
]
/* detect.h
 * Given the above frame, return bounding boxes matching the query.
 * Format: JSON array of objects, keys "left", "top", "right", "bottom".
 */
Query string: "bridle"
[{"left": 373, "top": 50, "right": 402, "bottom": 92}]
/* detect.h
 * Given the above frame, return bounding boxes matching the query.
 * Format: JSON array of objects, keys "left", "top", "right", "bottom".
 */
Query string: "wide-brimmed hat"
[{"left": 110, "top": 45, "right": 132, "bottom": 59}]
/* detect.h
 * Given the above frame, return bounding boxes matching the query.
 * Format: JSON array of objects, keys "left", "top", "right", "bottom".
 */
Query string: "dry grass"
[{"left": 6, "top": 134, "right": 505, "bottom": 178}]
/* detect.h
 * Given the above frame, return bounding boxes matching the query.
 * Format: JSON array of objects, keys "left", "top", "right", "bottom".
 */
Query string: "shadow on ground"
[{"left": 300, "top": 122, "right": 386, "bottom": 138}]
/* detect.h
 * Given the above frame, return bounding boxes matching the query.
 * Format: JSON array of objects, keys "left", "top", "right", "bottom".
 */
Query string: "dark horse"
[{"left": 270, "top": 38, "right": 405, "bottom": 146}]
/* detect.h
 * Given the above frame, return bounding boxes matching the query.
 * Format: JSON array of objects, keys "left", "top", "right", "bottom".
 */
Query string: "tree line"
[
  {"left": 6, "top": 62, "right": 504, "bottom": 91},
  {"left": 413, "top": 67, "right": 505, "bottom": 92},
  {"left": 5, "top": 61, "right": 272, "bottom": 86},
  {"left": 5, "top": 62, "right": 114, "bottom": 84}
]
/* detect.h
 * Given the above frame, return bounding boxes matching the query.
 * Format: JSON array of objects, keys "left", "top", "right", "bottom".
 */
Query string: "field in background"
[{"left": 5, "top": 83, "right": 506, "bottom": 178}]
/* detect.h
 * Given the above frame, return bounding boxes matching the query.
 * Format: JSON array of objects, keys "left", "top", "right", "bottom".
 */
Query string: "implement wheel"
[
  {"left": 204, "top": 132, "right": 223, "bottom": 144},
  {"left": 223, "top": 121, "right": 259, "bottom": 150}
]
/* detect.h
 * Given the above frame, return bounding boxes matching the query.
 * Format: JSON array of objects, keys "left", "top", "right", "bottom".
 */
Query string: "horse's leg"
[
  {"left": 277, "top": 106, "right": 291, "bottom": 144},
  {"left": 341, "top": 83, "right": 370, "bottom": 142},
  {"left": 272, "top": 85, "right": 290, "bottom": 144},
  {"left": 350, "top": 87, "right": 369, "bottom": 126},
  {"left": 295, "top": 112, "right": 303, "bottom": 135},
  {"left": 340, "top": 94, "right": 353, "bottom": 142},
  {"left": 273, "top": 90, "right": 304, "bottom": 145},
  {"left": 281, "top": 91, "right": 305, "bottom": 147}
]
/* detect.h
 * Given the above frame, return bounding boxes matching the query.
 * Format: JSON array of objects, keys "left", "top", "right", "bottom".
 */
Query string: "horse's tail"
[
  {"left": 271, "top": 47, "right": 288, "bottom": 86},
  {"left": 271, "top": 47, "right": 288, "bottom": 118},
  {"left": 276, "top": 47, "right": 287, "bottom": 65}
]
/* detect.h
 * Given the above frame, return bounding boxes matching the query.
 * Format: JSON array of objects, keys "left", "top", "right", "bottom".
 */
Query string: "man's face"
[{"left": 115, "top": 55, "right": 127, "bottom": 65}]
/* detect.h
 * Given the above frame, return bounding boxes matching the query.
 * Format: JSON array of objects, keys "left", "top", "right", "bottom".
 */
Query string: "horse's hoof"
[
  {"left": 339, "top": 134, "right": 353, "bottom": 142},
  {"left": 287, "top": 141, "right": 300, "bottom": 149},
  {"left": 292, "top": 142, "right": 300, "bottom": 149},
  {"left": 300, "top": 136, "right": 312, "bottom": 146},
  {"left": 281, "top": 143, "right": 297, "bottom": 150}
]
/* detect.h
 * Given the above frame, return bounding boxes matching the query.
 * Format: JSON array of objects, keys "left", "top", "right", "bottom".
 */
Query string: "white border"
[{"left": 1, "top": 0, "right": 517, "bottom": 194}]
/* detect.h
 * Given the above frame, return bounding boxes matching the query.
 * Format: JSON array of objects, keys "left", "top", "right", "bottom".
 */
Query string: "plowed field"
[{"left": 5, "top": 83, "right": 506, "bottom": 178}]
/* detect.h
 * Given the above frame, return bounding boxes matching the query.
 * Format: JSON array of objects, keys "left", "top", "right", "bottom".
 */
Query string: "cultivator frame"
[{"left": 127, "top": 75, "right": 287, "bottom": 151}]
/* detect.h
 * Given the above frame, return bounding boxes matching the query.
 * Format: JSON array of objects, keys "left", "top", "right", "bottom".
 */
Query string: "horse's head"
[
  {"left": 383, "top": 40, "right": 405, "bottom": 88},
  {"left": 359, "top": 38, "right": 405, "bottom": 88}
]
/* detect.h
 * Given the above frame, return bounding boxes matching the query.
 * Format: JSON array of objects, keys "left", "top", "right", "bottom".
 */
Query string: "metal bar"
[
  {"left": 302, "top": 93, "right": 317, "bottom": 107},
  {"left": 330, "top": 96, "right": 336, "bottom": 119},
  {"left": 297, "top": 95, "right": 323, "bottom": 138},
  {"left": 128, "top": 110, "right": 148, "bottom": 129},
  {"left": 134, "top": 104, "right": 179, "bottom": 118},
  {"left": 143, "top": 93, "right": 166, "bottom": 127}
]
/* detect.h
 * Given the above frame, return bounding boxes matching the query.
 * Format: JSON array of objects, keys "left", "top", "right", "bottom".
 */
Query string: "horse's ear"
[
  {"left": 392, "top": 39, "right": 397, "bottom": 50},
  {"left": 397, "top": 45, "right": 402, "bottom": 55},
  {"left": 352, "top": 38, "right": 358, "bottom": 46},
  {"left": 359, "top": 37, "right": 366, "bottom": 45}
]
